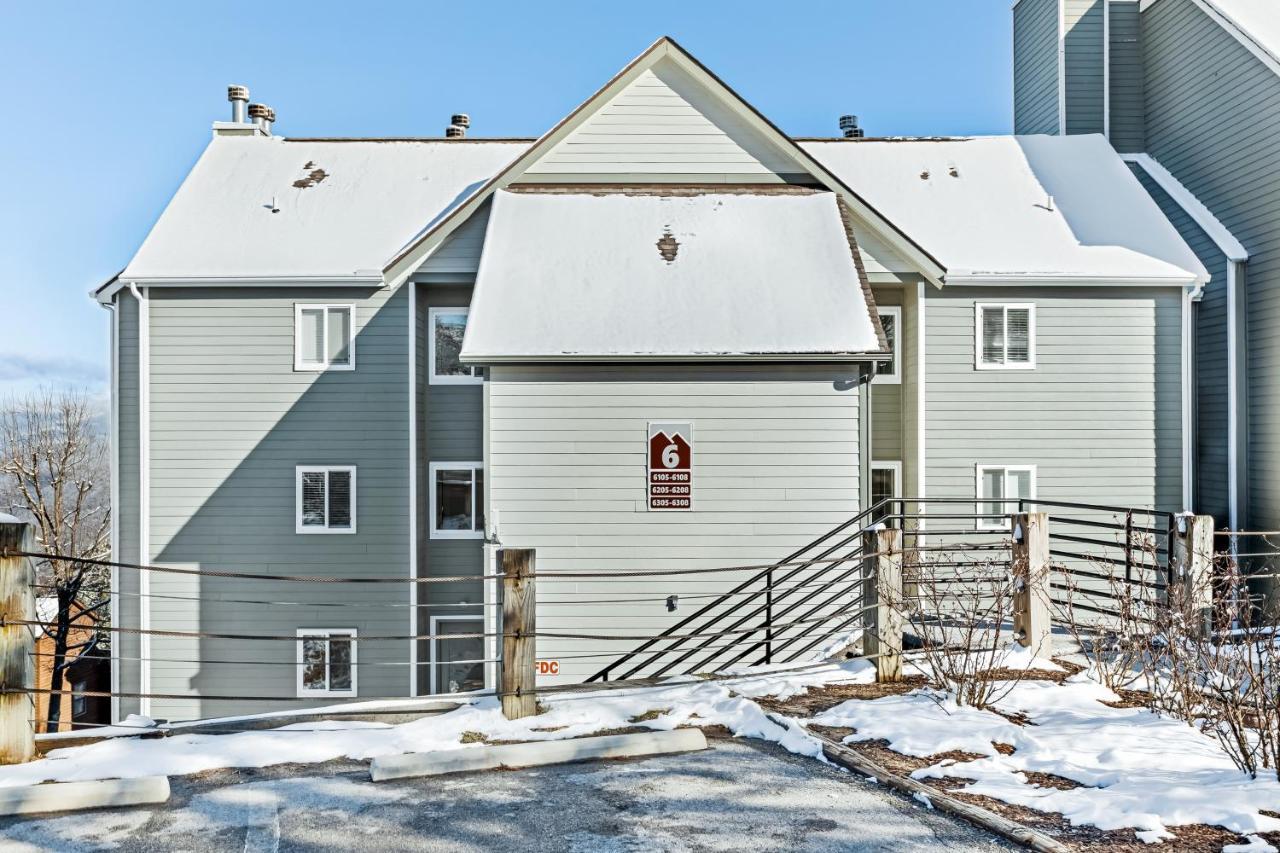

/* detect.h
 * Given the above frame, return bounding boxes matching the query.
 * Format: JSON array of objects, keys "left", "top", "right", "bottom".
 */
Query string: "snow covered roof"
[
  {"left": 118, "top": 137, "right": 528, "bottom": 283},
  {"left": 461, "top": 189, "right": 885, "bottom": 361},
  {"left": 803, "top": 135, "right": 1209, "bottom": 284}
]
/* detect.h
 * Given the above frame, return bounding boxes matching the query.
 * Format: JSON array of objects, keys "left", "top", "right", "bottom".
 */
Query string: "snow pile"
[
  {"left": 0, "top": 660, "right": 873, "bottom": 788},
  {"left": 812, "top": 672, "right": 1280, "bottom": 839}
]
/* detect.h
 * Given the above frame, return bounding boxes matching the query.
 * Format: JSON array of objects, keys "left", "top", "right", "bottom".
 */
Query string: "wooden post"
[
  {"left": 1011, "top": 513, "right": 1051, "bottom": 654},
  {"left": 1170, "top": 514, "right": 1214, "bottom": 637},
  {"left": 500, "top": 548, "right": 537, "bottom": 720},
  {"left": 862, "top": 527, "right": 903, "bottom": 683},
  {"left": 0, "top": 520, "right": 35, "bottom": 764}
]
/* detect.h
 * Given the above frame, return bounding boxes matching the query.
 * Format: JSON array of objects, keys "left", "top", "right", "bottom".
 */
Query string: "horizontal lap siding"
[
  {"left": 115, "top": 292, "right": 141, "bottom": 719},
  {"left": 1015, "top": 0, "right": 1062, "bottom": 135},
  {"left": 489, "top": 364, "right": 861, "bottom": 684},
  {"left": 416, "top": 202, "right": 490, "bottom": 276},
  {"left": 1143, "top": 0, "right": 1280, "bottom": 529},
  {"left": 145, "top": 286, "right": 409, "bottom": 720},
  {"left": 1108, "top": 0, "right": 1145, "bottom": 151},
  {"left": 1064, "top": 0, "right": 1106, "bottom": 135},
  {"left": 925, "top": 287, "right": 1183, "bottom": 510}
]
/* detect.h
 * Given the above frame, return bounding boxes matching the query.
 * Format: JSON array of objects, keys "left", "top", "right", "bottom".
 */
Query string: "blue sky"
[{"left": 0, "top": 1, "right": 1013, "bottom": 396}]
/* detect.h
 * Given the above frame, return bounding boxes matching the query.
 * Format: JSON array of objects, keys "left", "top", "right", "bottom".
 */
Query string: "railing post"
[
  {"left": 0, "top": 520, "right": 35, "bottom": 764},
  {"left": 1011, "top": 512, "right": 1051, "bottom": 654},
  {"left": 1170, "top": 514, "right": 1214, "bottom": 637},
  {"left": 500, "top": 548, "right": 538, "bottom": 720},
  {"left": 862, "top": 527, "right": 903, "bottom": 683}
]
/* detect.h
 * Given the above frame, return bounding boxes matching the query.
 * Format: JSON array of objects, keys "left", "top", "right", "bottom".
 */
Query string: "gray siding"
[
  {"left": 132, "top": 285, "right": 410, "bottom": 720},
  {"left": 416, "top": 202, "right": 491, "bottom": 277},
  {"left": 871, "top": 286, "right": 903, "bottom": 463},
  {"left": 1143, "top": 0, "right": 1280, "bottom": 528},
  {"left": 924, "top": 286, "right": 1184, "bottom": 510},
  {"left": 114, "top": 291, "right": 141, "bottom": 720},
  {"left": 488, "top": 364, "right": 862, "bottom": 684},
  {"left": 1015, "top": 0, "right": 1062, "bottom": 135},
  {"left": 416, "top": 284, "right": 485, "bottom": 693},
  {"left": 1064, "top": 0, "right": 1106, "bottom": 135},
  {"left": 1108, "top": 0, "right": 1145, "bottom": 151},
  {"left": 1131, "top": 165, "right": 1230, "bottom": 520}
]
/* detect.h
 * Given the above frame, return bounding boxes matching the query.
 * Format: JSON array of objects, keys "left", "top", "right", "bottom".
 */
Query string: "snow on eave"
[{"left": 1122, "top": 153, "right": 1249, "bottom": 263}]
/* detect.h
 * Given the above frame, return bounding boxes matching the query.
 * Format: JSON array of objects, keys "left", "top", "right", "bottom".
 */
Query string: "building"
[
  {"left": 34, "top": 598, "right": 109, "bottom": 732},
  {"left": 1013, "top": 0, "right": 1279, "bottom": 532},
  {"left": 97, "top": 37, "right": 1207, "bottom": 721}
]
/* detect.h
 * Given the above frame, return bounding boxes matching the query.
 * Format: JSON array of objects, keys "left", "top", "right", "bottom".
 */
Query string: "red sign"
[
  {"left": 537, "top": 660, "right": 560, "bottom": 676},
  {"left": 648, "top": 422, "right": 693, "bottom": 511}
]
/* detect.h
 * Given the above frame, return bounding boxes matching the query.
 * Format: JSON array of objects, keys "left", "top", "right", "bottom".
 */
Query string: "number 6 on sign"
[{"left": 647, "top": 422, "right": 693, "bottom": 512}]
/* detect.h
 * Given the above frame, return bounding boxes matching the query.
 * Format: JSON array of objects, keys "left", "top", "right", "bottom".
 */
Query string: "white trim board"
[
  {"left": 872, "top": 306, "right": 902, "bottom": 386},
  {"left": 1121, "top": 154, "right": 1249, "bottom": 262},
  {"left": 407, "top": 282, "right": 419, "bottom": 697},
  {"left": 107, "top": 296, "right": 120, "bottom": 724}
]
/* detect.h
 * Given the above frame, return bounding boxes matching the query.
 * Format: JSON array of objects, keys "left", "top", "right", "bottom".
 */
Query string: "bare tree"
[{"left": 0, "top": 389, "right": 110, "bottom": 730}]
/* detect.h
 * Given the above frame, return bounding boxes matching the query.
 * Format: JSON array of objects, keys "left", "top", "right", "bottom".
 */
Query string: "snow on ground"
[
  {"left": 812, "top": 670, "right": 1280, "bottom": 840},
  {"left": 0, "top": 660, "right": 875, "bottom": 788}
]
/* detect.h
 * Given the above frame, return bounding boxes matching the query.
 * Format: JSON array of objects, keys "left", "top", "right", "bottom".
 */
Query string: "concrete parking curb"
[
  {"left": 370, "top": 728, "right": 708, "bottom": 782},
  {"left": 0, "top": 776, "right": 171, "bottom": 816}
]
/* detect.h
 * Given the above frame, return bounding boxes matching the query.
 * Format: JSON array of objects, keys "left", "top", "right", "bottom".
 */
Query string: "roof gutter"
[{"left": 94, "top": 274, "right": 386, "bottom": 304}]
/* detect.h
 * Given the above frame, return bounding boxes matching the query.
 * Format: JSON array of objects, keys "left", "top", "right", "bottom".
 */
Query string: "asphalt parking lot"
[{"left": 0, "top": 737, "right": 1010, "bottom": 852}]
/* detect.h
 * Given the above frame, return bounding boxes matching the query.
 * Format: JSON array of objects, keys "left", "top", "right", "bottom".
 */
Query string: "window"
[
  {"left": 429, "top": 307, "right": 481, "bottom": 384},
  {"left": 975, "top": 304, "right": 1034, "bottom": 369},
  {"left": 430, "top": 614, "right": 486, "bottom": 694},
  {"left": 295, "top": 304, "right": 355, "bottom": 371},
  {"left": 870, "top": 461, "right": 902, "bottom": 525},
  {"left": 976, "top": 465, "right": 1036, "bottom": 530},
  {"left": 873, "top": 307, "right": 901, "bottom": 384},
  {"left": 71, "top": 680, "right": 87, "bottom": 718},
  {"left": 296, "top": 629, "right": 356, "bottom": 696},
  {"left": 429, "top": 462, "right": 484, "bottom": 539},
  {"left": 296, "top": 466, "right": 356, "bottom": 534}
]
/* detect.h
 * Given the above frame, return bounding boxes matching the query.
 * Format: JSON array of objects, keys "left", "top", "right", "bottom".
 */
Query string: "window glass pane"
[
  {"left": 870, "top": 468, "right": 895, "bottom": 523},
  {"left": 300, "top": 309, "right": 325, "bottom": 365},
  {"left": 475, "top": 468, "right": 485, "bottom": 533},
  {"left": 877, "top": 313, "right": 896, "bottom": 376},
  {"left": 327, "top": 471, "right": 352, "bottom": 529},
  {"left": 436, "top": 469, "right": 474, "bottom": 530},
  {"left": 329, "top": 636, "right": 353, "bottom": 691},
  {"left": 301, "top": 637, "right": 327, "bottom": 690},
  {"left": 434, "top": 312, "right": 470, "bottom": 377},
  {"left": 1009, "top": 469, "right": 1032, "bottom": 503},
  {"left": 327, "top": 307, "right": 351, "bottom": 365},
  {"left": 980, "top": 467, "right": 1005, "bottom": 521},
  {"left": 301, "top": 472, "right": 327, "bottom": 527},
  {"left": 1006, "top": 309, "right": 1031, "bottom": 363},
  {"left": 981, "top": 308, "right": 1004, "bottom": 365},
  {"left": 436, "top": 619, "right": 484, "bottom": 693}
]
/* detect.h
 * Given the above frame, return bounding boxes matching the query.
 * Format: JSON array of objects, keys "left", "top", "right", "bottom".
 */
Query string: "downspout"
[
  {"left": 100, "top": 296, "right": 120, "bottom": 723},
  {"left": 1181, "top": 285, "right": 1194, "bottom": 513},
  {"left": 859, "top": 362, "right": 877, "bottom": 515},
  {"left": 128, "top": 282, "right": 150, "bottom": 717},
  {"left": 1227, "top": 260, "right": 1247, "bottom": 533}
]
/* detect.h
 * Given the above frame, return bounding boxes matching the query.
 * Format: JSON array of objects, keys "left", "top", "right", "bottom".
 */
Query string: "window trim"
[
  {"left": 429, "top": 613, "right": 486, "bottom": 695},
  {"left": 974, "top": 303, "right": 1036, "bottom": 371},
  {"left": 428, "top": 461, "right": 485, "bottom": 539},
  {"left": 296, "top": 628, "right": 358, "bottom": 697},
  {"left": 294, "top": 303, "right": 356, "bottom": 372},
  {"left": 974, "top": 464, "right": 1037, "bottom": 531},
  {"left": 872, "top": 306, "right": 902, "bottom": 385},
  {"left": 428, "top": 307, "right": 482, "bottom": 386},
  {"left": 295, "top": 465, "right": 358, "bottom": 535},
  {"left": 870, "top": 459, "right": 903, "bottom": 523}
]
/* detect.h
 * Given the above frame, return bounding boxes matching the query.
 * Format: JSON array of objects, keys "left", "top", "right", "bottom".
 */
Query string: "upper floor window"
[
  {"left": 429, "top": 461, "right": 484, "bottom": 539},
  {"left": 296, "top": 465, "right": 356, "bottom": 534},
  {"left": 975, "top": 304, "right": 1034, "bottom": 370},
  {"left": 430, "top": 307, "right": 482, "bottom": 385},
  {"left": 874, "top": 307, "right": 901, "bottom": 384},
  {"left": 976, "top": 464, "right": 1035, "bottom": 530},
  {"left": 296, "top": 304, "right": 355, "bottom": 371}
]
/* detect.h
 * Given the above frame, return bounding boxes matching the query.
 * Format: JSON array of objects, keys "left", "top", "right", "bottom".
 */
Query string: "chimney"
[
  {"left": 228, "top": 85, "right": 249, "bottom": 123},
  {"left": 446, "top": 113, "right": 470, "bottom": 138},
  {"left": 248, "top": 102, "right": 273, "bottom": 135},
  {"left": 839, "top": 114, "right": 865, "bottom": 139}
]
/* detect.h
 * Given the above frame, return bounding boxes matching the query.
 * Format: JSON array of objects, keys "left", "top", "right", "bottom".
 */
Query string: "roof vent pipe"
[
  {"left": 247, "top": 103, "right": 272, "bottom": 135},
  {"left": 446, "top": 113, "right": 469, "bottom": 138},
  {"left": 839, "top": 114, "right": 864, "bottom": 139},
  {"left": 228, "top": 85, "right": 249, "bottom": 123}
]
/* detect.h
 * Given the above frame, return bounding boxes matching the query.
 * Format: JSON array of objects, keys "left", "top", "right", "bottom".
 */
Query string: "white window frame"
[
  {"left": 429, "top": 613, "right": 486, "bottom": 695},
  {"left": 295, "top": 465, "right": 358, "bottom": 535},
  {"left": 870, "top": 460, "right": 903, "bottom": 523},
  {"left": 428, "top": 307, "right": 482, "bottom": 385},
  {"left": 428, "top": 461, "right": 484, "bottom": 539},
  {"left": 294, "top": 304, "right": 356, "bottom": 372},
  {"left": 296, "top": 628, "right": 358, "bottom": 697},
  {"left": 872, "top": 306, "right": 902, "bottom": 385},
  {"left": 974, "top": 303, "right": 1036, "bottom": 370},
  {"left": 975, "top": 464, "right": 1037, "bottom": 530}
]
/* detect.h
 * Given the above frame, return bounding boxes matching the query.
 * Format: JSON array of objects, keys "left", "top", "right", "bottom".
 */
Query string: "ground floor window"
[
  {"left": 429, "top": 462, "right": 484, "bottom": 538},
  {"left": 430, "top": 615, "right": 485, "bottom": 694},
  {"left": 976, "top": 465, "right": 1035, "bottom": 530},
  {"left": 870, "top": 461, "right": 902, "bottom": 525},
  {"left": 297, "top": 629, "right": 357, "bottom": 697}
]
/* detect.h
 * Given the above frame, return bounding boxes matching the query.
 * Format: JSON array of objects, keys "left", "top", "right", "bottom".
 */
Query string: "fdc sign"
[{"left": 647, "top": 422, "right": 693, "bottom": 511}]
